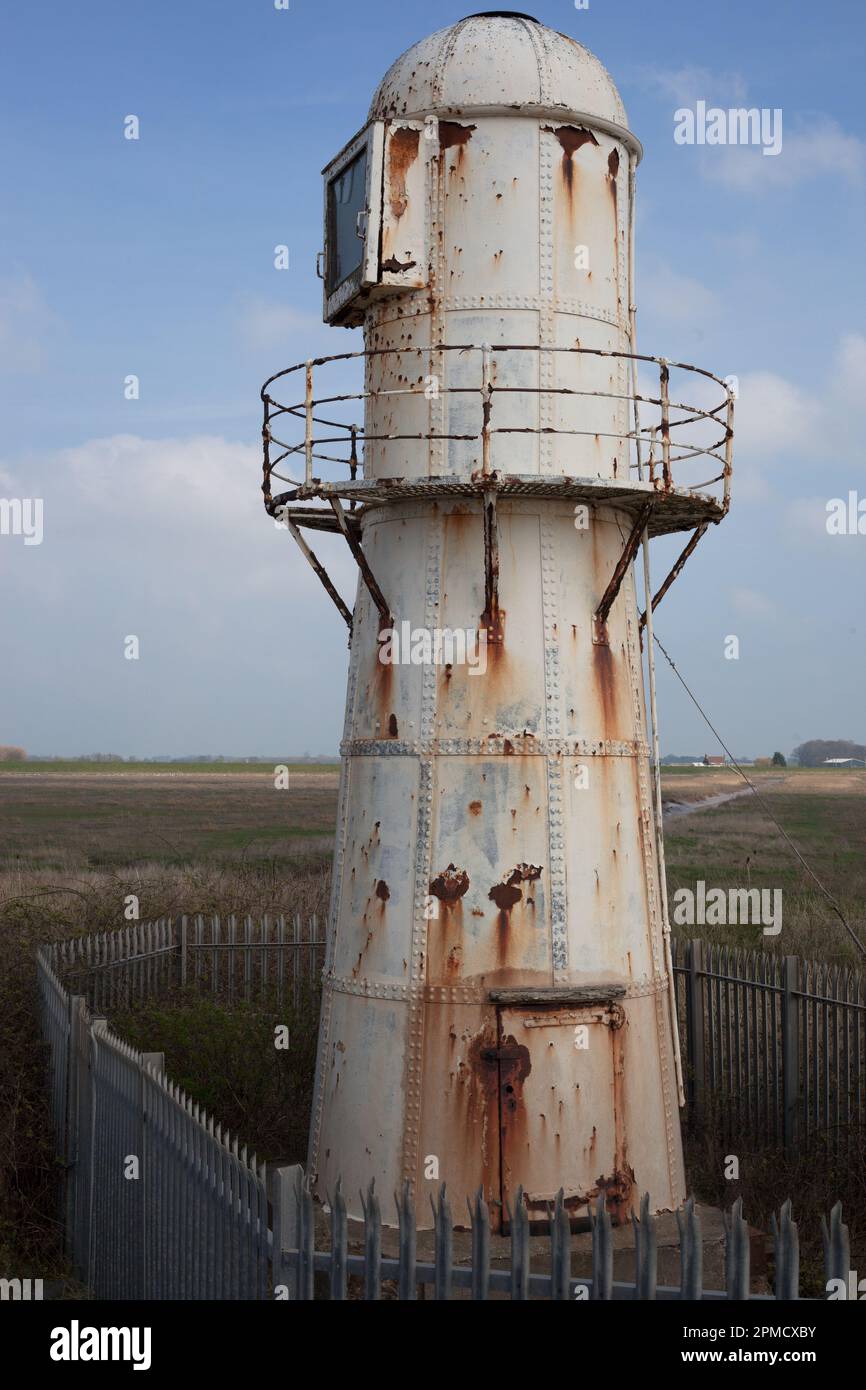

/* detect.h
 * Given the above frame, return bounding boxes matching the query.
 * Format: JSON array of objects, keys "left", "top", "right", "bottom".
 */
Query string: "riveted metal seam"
[
  {"left": 623, "top": 566, "right": 680, "bottom": 1201},
  {"left": 431, "top": 19, "right": 465, "bottom": 105},
  {"left": 340, "top": 736, "right": 648, "bottom": 757},
  {"left": 429, "top": 97, "right": 446, "bottom": 477},
  {"left": 308, "top": 576, "right": 362, "bottom": 1181},
  {"left": 538, "top": 120, "right": 555, "bottom": 476},
  {"left": 519, "top": 13, "right": 552, "bottom": 106},
  {"left": 368, "top": 294, "right": 625, "bottom": 329},
  {"left": 323, "top": 972, "right": 670, "bottom": 1004},
  {"left": 540, "top": 515, "right": 568, "bottom": 981},
  {"left": 400, "top": 509, "right": 442, "bottom": 1188}
]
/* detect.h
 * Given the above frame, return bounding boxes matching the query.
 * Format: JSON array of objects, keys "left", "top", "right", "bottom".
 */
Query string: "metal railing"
[
  {"left": 672, "top": 939, "right": 866, "bottom": 1153},
  {"left": 271, "top": 1167, "right": 847, "bottom": 1302},
  {"left": 47, "top": 913, "right": 325, "bottom": 1015},
  {"left": 36, "top": 920, "right": 864, "bottom": 1299},
  {"left": 44, "top": 923, "right": 866, "bottom": 1156},
  {"left": 37, "top": 946, "right": 270, "bottom": 1300},
  {"left": 260, "top": 344, "right": 734, "bottom": 509}
]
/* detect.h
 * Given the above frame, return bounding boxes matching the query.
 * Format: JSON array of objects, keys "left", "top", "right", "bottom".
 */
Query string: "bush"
[{"left": 111, "top": 987, "right": 321, "bottom": 1165}]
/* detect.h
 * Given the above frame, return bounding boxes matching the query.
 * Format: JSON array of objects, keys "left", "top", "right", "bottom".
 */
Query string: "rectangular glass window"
[{"left": 327, "top": 149, "right": 368, "bottom": 293}]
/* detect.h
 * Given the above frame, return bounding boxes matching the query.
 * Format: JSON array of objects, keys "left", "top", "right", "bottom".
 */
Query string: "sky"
[{"left": 0, "top": 0, "right": 864, "bottom": 758}]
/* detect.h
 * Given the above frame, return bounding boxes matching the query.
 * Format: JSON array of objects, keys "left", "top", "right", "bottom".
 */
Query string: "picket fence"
[
  {"left": 36, "top": 919, "right": 862, "bottom": 1300},
  {"left": 671, "top": 939, "right": 866, "bottom": 1153}
]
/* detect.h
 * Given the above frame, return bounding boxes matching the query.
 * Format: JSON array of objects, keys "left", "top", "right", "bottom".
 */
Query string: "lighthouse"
[{"left": 261, "top": 12, "right": 733, "bottom": 1229}]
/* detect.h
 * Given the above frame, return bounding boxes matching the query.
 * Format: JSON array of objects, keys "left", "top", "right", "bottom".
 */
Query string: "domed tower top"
[{"left": 368, "top": 10, "right": 640, "bottom": 157}]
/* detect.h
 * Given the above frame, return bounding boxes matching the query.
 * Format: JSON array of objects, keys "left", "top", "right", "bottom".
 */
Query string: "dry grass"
[
  {"left": 664, "top": 777, "right": 866, "bottom": 966},
  {"left": 0, "top": 769, "right": 339, "bottom": 872},
  {"left": 2, "top": 763, "right": 865, "bottom": 1283},
  {"left": 0, "top": 769, "right": 337, "bottom": 1279},
  {"left": 682, "top": 1113, "right": 866, "bottom": 1295}
]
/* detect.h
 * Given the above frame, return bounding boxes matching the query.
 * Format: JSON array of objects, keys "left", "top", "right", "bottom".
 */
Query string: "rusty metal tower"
[{"left": 260, "top": 12, "right": 733, "bottom": 1229}]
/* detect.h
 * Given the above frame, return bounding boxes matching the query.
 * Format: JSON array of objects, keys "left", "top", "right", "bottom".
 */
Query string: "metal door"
[{"left": 495, "top": 1000, "right": 630, "bottom": 1226}]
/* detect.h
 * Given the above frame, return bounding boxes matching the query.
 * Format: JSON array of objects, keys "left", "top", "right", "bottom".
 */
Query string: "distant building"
[
  {"left": 822, "top": 757, "right": 866, "bottom": 767},
  {"left": 702, "top": 755, "right": 726, "bottom": 767}
]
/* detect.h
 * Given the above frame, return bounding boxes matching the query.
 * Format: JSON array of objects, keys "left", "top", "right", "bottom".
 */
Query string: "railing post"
[
  {"left": 687, "top": 939, "right": 705, "bottom": 1117},
  {"left": 480, "top": 342, "right": 492, "bottom": 476},
  {"left": 782, "top": 956, "right": 801, "bottom": 1154},
  {"left": 85, "top": 1017, "right": 107, "bottom": 1291},
  {"left": 646, "top": 424, "right": 657, "bottom": 485},
  {"left": 179, "top": 914, "right": 188, "bottom": 989},
  {"left": 272, "top": 1164, "right": 303, "bottom": 1299},
  {"left": 140, "top": 1051, "right": 164, "bottom": 1299},
  {"left": 659, "top": 360, "right": 671, "bottom": 489},
  {"left": 723, "top": 387, "right": 734, "bottom": 511},
  {"left": 304, "top": 360, "right": 314, "bottom": 487},
  {"left": 64, "top": 994, "right": 86, "bottom": 1259}
]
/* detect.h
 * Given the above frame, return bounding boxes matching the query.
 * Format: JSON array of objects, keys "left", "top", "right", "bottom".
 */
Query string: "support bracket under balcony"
[{"left": 593, "top": 500, "right": 654, "bottom": 644}]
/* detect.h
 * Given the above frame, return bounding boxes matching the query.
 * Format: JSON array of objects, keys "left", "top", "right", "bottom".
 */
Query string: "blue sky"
[{"left": 1, "top": 0, "right": 864, "bottom": 756}]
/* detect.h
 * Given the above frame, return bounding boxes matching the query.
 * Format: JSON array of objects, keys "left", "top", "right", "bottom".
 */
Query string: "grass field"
[
  {"left": 1, "top": 770, "right": 338, "bottom": 872},
  {"left": 1, "top": 760, "right": 864, "bottom": 1282},
  {"left": 663, "top": 768, "right": 866, "bottom": 965},
  {"left": 0, "top": 761, "right": 339, "bottom": 776}
]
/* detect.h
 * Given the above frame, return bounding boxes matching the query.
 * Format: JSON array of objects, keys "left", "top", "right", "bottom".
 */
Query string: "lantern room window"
[
  {"left": 321, "top": 119, "right": 427, "bottom": 327},
  {"left": 326, "top": 148, "right": 368, "bottom": 293},
  {"left": 322, "top": 123, "right": 384, "bottom": 326}
]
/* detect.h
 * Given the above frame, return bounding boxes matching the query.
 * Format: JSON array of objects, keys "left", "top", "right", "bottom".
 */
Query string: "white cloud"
[
  {"left": 700, "top": 116, "right": 866, "bottom": 191},
  {"left": 0, "top": 433, "right": 358, "bottom": 753},
  {"left": 0, "top": 273, "right": 63, "bottom": 371},
  {"left": 710, "top": 229, "right": 760, "bottom": 260},
  {"left": 639, "top": 67, "right": 865, "bottom": 193},
  {"left": 638, "top": 65, "right": 748, "bottom": 108},
  {"left": 731, "top": 586, "right": 776, "bottom": 619},
  {"left": 784, "top": 495, "right": 835, "bottom": 546},
  {"left": 835, "top": 331, "right": 866, "bottom": 393},
  {"left": 237, "top": 298, "right": 331, "bottom": 354},
  {"left": 732, "top": 370, "right": 822, "bottom": 459},
  {"left": 639, "top": 262, "right": 720, "bottom": 328},
  {"left": 1, "top": 433, "right": 356, "bottom": 612}
]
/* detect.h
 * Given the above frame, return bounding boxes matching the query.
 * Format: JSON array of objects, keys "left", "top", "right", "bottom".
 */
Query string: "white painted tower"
[{"left": 261, "top": 12, "right": 733, "bottom": 1229}]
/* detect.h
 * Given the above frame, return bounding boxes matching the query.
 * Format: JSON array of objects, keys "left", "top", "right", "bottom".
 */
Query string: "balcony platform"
[{"left": 277, "top": 473, "right": 726, "bottom": 540}]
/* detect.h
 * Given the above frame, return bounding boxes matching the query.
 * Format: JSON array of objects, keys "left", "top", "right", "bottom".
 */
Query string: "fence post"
[
  {"left": 139, "top": 1052, "right": 164, "bottom": 1299},
  {"left": 272, "top": 1164, "right": 304, "bottom": 1299},
  {"left": 686, "top": 939, "right": 705, "bottom": 1116},
  {"left": 179, "top": 915, "right": 188, "bottom": 989},
  {"left": 85, "top": 1017, "right": 107, "bottom": 1291},
  {"left": 64, "top": 995, "right": 85, "bottom": 1257},
  {"left": 782, "top": 956, "right": 800, "bottom": 1154}
]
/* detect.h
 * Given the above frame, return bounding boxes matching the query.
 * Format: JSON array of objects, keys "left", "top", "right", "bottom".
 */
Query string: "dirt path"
[{"left": 663, "top": 777, "right": 786, "bottom": 821}]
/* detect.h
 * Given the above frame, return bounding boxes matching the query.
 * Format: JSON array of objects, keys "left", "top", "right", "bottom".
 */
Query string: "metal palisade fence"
[
  {"left": 671, "top": 939, "right": 866, "bottom": 1153},
  {"left": 36, "top": 919, "right": 861, "bottom": 1300},
  {"left": 271, "top": 1168, "right": 853, "bottom": 1302},
  {"left": 47, "top": 918, "right": 866, "bottom": 1152},
  {"left": 49, "top": 912, "right": 324, "bottom": 1013},
  {"left": 37, "top": 945, "right": 270, "bottom": 1300}
]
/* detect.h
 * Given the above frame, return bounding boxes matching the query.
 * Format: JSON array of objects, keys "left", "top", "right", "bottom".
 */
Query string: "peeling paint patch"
[
  {"left": 438, "top": 120, "right": 475, "bottom": 149},
  {"left": 489, "top": 880, "right": 522, "bottom": 912},
  {"left": 543, "top": 123, "right": 599, "bottom": 195},
  {"left": 488, "top": 863, "right": 543, "bottom": 912},
  {"left": 430, "top": 864, "right": 470, "bottom": 902},
  {"left": 545, "top": 124, "right": 599, "bottom": 158},
  {"left": 387, "top": 125, "right": 420, "bottom": 220},
  {"left": 381, "top": 255, "right": 418, "bottom": 274}
]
